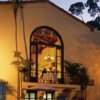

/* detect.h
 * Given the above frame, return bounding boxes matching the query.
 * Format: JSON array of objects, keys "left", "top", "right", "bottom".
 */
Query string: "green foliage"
[
  {"left": 69, "top": 0, "right": 100, "bottom": 30},
  {"left": 11, "top": 0, "right": 20, "bottom": 4},
  {"left": 12, "top": 51, "right": 30, "bottom": 73},
  {"left": 87, "top": 16, "right": 100, "bottom": 30},
  {"left": 6, "top": 84, "right": 16, "bottom": 96},
  {"left": 64, "top": 60, "right": 89, "bottom": 90},
  {"left": 69, "top": 0, "right": 100, "bottom": 17},
  {"left": 64, "top": 61, "right": 80, "bottom": 77},
  {"left": 85, "top": 0, "right": 100, "bottom": 16},
  {"left": 69, "top": 2, "right": 85, "bottom": 16}
]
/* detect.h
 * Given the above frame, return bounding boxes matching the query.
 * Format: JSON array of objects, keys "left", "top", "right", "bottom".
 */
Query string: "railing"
[
  {"left": 21, "top": 71, "right": 58, "bottom": 84},
  {"left": 64, "top": 73, "right": 78, "bottom": 84},
  {"left": 22, "top": 72, "right": 83, "bottom": 85},
  {"left": 64, "top": 73, "right": 89, "bottom": 85}
]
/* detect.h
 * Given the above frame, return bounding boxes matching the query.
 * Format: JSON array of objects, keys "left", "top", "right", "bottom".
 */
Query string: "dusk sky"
[{"left": 50, "top": 0, "right": 100, "bottom": 22}]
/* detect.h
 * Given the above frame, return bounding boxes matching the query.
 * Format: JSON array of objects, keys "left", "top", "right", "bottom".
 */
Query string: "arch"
[
  {"left": 30, "top": 26, "right": 64, "bottom": 83},
  {"left": 30, "top": 26, "right": 64, "bottom": 47}
]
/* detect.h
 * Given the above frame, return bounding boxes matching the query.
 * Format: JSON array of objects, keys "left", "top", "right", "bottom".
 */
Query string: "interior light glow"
[{"left": 44, "top": 55, "right": 54, "bottom": 62}]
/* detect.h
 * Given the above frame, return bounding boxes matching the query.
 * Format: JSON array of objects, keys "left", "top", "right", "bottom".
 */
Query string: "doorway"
[{"left": 30, "top": 26, "right": 64, "bottom": 83}]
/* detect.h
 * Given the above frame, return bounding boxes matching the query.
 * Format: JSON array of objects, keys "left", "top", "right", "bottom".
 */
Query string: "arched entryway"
[{"left": 30, "top": 26, "right": 64, "bottom": 83}]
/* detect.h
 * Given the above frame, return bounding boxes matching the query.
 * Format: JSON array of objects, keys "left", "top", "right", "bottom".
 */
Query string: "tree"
[
  {"left": 69, "top": 2, "right": 85, "bottom": 21},
  {"left": 87, "top": 16, "right": 100, "bottom": 30},
  {"left": 69, "top": 0, "right": 100, "bottom": 30},
  {"left": 69, "top": 0, "right": 100, "bottom": 18},
  {"left": 85, "top": 0, "right": 100, "bottom": 17},
  {"left": 64, "top": 60, "right": 90, "bottom": 99}
]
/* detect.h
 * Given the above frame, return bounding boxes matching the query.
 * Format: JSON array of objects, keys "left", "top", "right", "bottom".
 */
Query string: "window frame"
[{"left": 30, "top": 26, "right": 64, "bottom": 83}]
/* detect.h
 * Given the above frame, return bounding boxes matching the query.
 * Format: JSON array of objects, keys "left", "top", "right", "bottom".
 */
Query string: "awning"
[{"left": 26, "top": 83, "right": 57, "bottom": 91}]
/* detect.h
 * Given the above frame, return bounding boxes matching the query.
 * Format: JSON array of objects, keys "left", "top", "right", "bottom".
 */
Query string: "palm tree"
[{"left": 12, "top": 51, "right": 30, "bottom": 81}]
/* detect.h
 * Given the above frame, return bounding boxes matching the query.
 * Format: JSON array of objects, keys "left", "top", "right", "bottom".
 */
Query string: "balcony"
[
  {"left": 21, "top": 72, "right": 80, "bottom": 89},
  {"left": 22, "top": 71, "right": 84, "bottom": 85},
  {"left": 21, "top": 72, "right": 89, "bottom": 100}
]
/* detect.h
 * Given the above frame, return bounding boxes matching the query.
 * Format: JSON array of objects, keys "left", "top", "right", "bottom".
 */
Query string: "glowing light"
[{"left": 44, "top": 55, "right": 54, "bottom": 62}]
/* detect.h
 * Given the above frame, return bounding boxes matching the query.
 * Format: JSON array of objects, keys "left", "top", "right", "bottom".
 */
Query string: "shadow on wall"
[
  {"left": 57, "top": 89, "right": 71, "bottom": 100},
  {"left": 6, "top": 83, "right": 16, "bottom": 97},
  {"left": 72, "top": 31, "right": 100, "bottom": 100}
]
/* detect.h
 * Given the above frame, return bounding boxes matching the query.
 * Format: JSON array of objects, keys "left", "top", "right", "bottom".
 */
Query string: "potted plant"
[
  {"left": 12, "top": 51, "right": 31, "bottom": 81},
  {"left": 64, "top": 60, "right": 90, "bottom": 100}
]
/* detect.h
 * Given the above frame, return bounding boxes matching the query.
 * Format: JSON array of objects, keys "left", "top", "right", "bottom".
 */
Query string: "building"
[{"left": 0, "top": 0, "right": 100, "bottom": 100}]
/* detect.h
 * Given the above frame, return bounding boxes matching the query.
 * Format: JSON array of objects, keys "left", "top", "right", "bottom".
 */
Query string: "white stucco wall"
[{"left": 0, "top": 2, "right": 100, "bottom": 100}]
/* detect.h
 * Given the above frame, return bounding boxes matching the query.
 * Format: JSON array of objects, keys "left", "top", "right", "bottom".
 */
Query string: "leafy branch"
[{"left": 12, "top": 51, "right": 30, "bottom": 73}]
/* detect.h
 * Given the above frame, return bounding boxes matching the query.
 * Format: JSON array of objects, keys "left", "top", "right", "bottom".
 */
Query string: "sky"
[
  {"left": 50, "top": 0, "right": 100, "bottom": 22},
  {"left": 0, "top": 0, "right": 99, "bottom": 22}
]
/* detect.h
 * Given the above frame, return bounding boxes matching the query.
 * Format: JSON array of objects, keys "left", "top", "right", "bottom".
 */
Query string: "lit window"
[
  {"left": 30, "top": 26, "right": 64, "bottom": 83},
  {"left": 24, "top": 92, "right": 37, "bottom": 100}
]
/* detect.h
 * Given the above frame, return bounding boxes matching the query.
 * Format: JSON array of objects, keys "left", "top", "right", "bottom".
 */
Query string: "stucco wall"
[{"left": 0, "top": 2, "right": 100, "bottom": 100}]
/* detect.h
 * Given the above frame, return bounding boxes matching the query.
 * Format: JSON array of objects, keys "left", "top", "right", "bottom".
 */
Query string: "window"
[
  {"left": 43, "top": 92, "right": 55, "bottom": 100},
  {"left": 0, "top": 83, "right": 6, "bottom": 100},
  {"left": 30, "top": 26, "right": 64, "bottom": 83},
  {"left": 24, "top": 92, "right": 37, "bottom": 100},
  {"left": 24, "top": 91, "right": 54, "bottom": 100}
]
